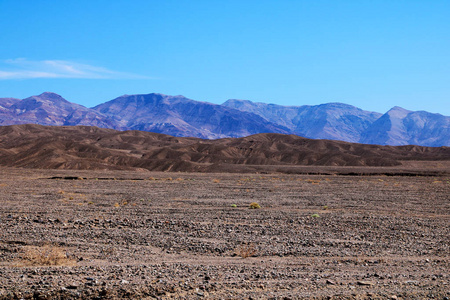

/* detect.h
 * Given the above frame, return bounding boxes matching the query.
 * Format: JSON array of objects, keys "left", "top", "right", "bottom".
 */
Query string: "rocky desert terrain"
[
  {"left": 0, "top": 124, "right": 449, "bottom": 299},
  {"left": 0, "top": 167, "right": 449, "bottom": 299}
]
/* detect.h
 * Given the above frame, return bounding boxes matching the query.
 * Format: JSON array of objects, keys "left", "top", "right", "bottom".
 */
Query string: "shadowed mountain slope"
[
  {"left": 92, "top": 93, "right": 290, "bottom": 139},
  {"left": 0, "top": 125, "right": 448, "bottom": 172}
]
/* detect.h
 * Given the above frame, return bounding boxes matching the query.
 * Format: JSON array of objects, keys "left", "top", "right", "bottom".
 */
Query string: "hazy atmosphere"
[{"left": 1, "top": 0, "right": 449, "bottom": 115}]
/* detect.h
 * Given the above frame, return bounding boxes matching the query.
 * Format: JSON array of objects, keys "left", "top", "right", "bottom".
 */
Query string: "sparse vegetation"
[
  {"left": 249, "top": 202, "right": 261, "bottom": 209},
  {"left": 311, "top": 213, "right": 320, "bottom": 218},
  {"left": 1, "top": 169, "right": 448, "bottom": 298},
  {"left": 20, "top": 244, "right": 74, "bottom": 266},
  {"left": 234, "top": 243, "right": 257, "bottom": 258}
]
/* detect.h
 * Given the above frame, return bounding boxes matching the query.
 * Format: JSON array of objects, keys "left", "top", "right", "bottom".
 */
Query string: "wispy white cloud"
[{"left": 0, "top": 58, "right": 150, "bottom": 79}]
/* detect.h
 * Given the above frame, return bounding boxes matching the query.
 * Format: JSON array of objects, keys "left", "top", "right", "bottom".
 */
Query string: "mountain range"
[{"left": 0, "top": 92, "right": 448, "bottom": 147}]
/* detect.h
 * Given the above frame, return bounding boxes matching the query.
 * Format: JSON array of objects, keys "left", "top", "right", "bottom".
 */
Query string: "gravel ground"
[{"left": 0, "top": 168, "right": 449, "bottom": 299}]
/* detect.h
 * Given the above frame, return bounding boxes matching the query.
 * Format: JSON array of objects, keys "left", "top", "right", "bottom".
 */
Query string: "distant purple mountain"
[
  {"left": 360, "top": 106, "right": 450, "bottom": 146},
  {"left": 222, "top": 99, "right": 449, "bottom": 147},
  {"left": 223, "top": 100, "right": 382, "bottom": 143},
  {"left": 93, "top": 93, "right": 290, "bottom": 139},
  {"left": 0, "top": 92, "right": 117, "bottom": 129},
  {"left": 0, "top": 92, "right": 448, "bottom": 146}
]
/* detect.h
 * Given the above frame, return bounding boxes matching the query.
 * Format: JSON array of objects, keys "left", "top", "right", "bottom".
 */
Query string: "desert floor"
[{"left": 0, "top": 167, "right": 449, "bottom": 299}]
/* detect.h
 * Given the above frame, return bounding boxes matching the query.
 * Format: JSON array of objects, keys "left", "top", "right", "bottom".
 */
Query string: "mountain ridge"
[
  {"left": 93, "top": 93, "right": 291, "bottom": 139},
  {"left": 0, "top": 92, "right": 448, "bottom": 146},
  {"left": 222, "top": 99, "right": 448, "bottom": 146}
]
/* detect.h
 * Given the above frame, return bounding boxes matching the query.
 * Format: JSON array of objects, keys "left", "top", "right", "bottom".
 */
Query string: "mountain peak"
[
  {"left": 36, "top": 92, "right": 67, "bottom": 102},
  {"left": 387, "top": 106, "right": 411, "bottom": 119},
  {"left": 389, "top": 106, "right": 410, "bottom": 112}
]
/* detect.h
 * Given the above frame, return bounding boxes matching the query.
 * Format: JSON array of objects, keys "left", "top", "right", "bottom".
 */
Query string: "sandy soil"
[{"left": 0, "top": 168, "right": 449, "bottom": 299}]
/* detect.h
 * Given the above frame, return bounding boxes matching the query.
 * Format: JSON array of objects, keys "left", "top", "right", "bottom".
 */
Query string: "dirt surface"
[{"left": 0, "top": 168, "right": 449, "bottom": 299}]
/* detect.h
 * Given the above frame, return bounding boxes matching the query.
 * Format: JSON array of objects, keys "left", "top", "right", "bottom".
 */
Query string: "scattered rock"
[
  {"left": 66, "top": 283, "right": 79, "bottom": 290},
  {"left": 357, "top": 280, "right": 375, "bottom": 286},
  {"left": 326, "top": 279, "right": 337, "bottom": 285},
  {"left": 0, "top": 170, "right": 448, "bottom": 299}
]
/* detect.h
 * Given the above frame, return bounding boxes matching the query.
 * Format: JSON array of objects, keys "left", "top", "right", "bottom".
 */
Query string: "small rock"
[
  {"left": 66, "top": 284, "right": 78, "bottom": 290},
  {"left": 120, "top": 279, "right": 129, "bottom": 284},
  {"left": 326, "top": 279, "right": 336, "bottom": 285},
  {"left": 356, "top": 280, "right": 375, "bottom": 286}
]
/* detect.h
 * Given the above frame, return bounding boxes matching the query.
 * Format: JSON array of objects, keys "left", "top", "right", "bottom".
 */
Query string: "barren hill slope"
[{"left": 0, "top": 125, "right": 449, "bottom": 173}]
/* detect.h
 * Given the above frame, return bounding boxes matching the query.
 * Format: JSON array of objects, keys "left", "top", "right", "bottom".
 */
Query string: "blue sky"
[{"left": 0, "top": 0, "right": 449, "bottom": 115}]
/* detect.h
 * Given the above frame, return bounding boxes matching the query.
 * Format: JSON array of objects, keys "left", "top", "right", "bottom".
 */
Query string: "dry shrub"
[
  {"left": 249, "top": 202, "right": 261, "bottom": 209},
  {"left": 234, "top": 243, "right": 257, "bottom": 258},
  {"left": 21, "top": 244, "right": 75, "bottom": 266}
]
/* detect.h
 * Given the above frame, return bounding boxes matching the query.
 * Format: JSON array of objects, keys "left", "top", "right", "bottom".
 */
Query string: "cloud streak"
[{"left": 0, "top": 59, "right": 150, "bottom": 79}]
